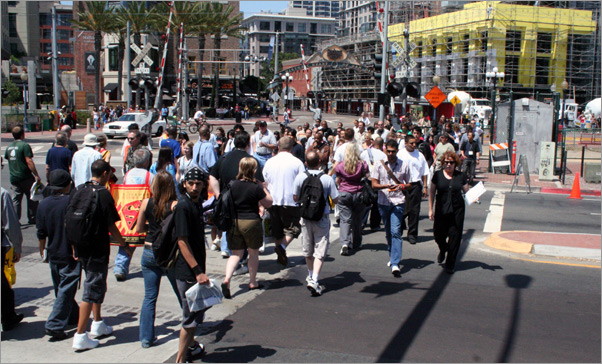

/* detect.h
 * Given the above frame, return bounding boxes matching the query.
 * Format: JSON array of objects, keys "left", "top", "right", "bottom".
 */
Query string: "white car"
[{"left": 102, "top": 112, "right": 166, "bottom": 138}]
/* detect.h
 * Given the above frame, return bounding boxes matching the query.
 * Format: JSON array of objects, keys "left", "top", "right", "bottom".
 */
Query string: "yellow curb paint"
[
  {"left": 484, "top": 232, "right": 533, "bottom": 254},
  {"left": 517, "top": 258, "right": 601, "bottom": 269}
]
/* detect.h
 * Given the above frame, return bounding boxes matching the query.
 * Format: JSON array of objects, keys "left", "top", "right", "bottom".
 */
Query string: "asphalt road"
[{"left": 2, "top": 130, "right": 600, "bottom": 363}]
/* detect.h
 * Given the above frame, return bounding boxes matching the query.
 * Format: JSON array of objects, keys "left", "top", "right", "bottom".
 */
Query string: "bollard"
[
  {"left": 86, "top": 118, "right": 91, "bottom": 133},
  {"left": 580, "top": 145, "right": 585, "bottom": 176}
]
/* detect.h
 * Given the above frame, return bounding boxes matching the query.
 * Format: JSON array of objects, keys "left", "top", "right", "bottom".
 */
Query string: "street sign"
[
  {"left": 405, "top": 58, "right": 417, "bottom": 69},
  {"left": 270, "top": 92, "right": 280, "bottom": 102},
  {"left": 425, "top": 86, "right": 446, "bottom": 108},
  {"left": 131, "top": 42, "right": 154, "bottom": 67},
  {"left": 395, "top": 70, "right": 406, "bottom": 78},
  {"left": 391, "top": 42, "right": 403, "bottom": 54},
  {"left": 135, "top": 63, "right": 150, "bottom": 75},
  {"left": 450, "top": 95, "right": 461, "bottom": 106},
  {"left": 407, "top": 42, "right": 417, "bottom": 53},
  {"left": 391, "top": 57, "right": 404, "bottom": 67}
]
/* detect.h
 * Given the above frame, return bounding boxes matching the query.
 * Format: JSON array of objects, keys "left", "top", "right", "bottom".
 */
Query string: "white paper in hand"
[{"left": 464, "top": 182, "right": 486, "bottom": 206}]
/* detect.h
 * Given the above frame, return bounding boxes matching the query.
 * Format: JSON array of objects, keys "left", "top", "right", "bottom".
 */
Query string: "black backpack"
[
  {"left": 212, "top": 181, "right": 236, "bottom": 231},
  {"left": 299, "top": 172, "right": 326, "bottom": 221},
  {"left": 359, "top": 177, "right": 378, "bottom": 205},
  {"left": 64, "top": 183, "right": 103, "bottom": 252},
  {"left": 152, "top": 210, "right": 179, "bottom": 268}
]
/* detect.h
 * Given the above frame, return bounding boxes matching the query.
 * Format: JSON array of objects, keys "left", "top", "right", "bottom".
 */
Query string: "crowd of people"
[{"left": 2, "top": 112, "right": 480, "bottom": 360}]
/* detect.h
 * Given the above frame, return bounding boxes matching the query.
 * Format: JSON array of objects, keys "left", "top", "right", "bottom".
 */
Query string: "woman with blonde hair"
[
  {"left": 333, "top": 142, "right": 370, "bottom": 256},
  {"left": 221, "top": 157, "right": 273, "bottom": 298}
]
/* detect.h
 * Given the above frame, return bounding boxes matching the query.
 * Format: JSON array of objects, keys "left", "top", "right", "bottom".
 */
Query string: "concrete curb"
[{"left": 484, "top": 230, "right": 601, "bottom": 262}]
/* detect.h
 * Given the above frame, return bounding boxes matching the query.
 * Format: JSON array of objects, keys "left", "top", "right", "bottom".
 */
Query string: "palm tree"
[
  {"left": 205, "top": 2, "right": 246, "bottom": 108},
  {"left": 72, "top": 2, "right": 117, "bottom": 106}
]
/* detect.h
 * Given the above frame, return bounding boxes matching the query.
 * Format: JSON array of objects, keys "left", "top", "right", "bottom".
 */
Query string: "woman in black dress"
[{"left": 428, "top": 151, "right": 470, "bottom": 274}]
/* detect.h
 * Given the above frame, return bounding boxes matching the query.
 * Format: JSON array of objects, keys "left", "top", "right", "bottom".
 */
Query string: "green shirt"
[{"left": 4, "top": 140, "right": 34, "bottom": 184}]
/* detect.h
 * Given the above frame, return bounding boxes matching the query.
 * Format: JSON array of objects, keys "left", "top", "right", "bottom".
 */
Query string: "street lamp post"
[
  {"left": 20, "top": 72, "right": 29, "bottom": 131},
  {"left": 560, "top": 79, "right": 569, "bottom": 180},
  {"left": 432, "top": 74, "right": 440, "bottom": 122},
  {"left": 485, "top": 67, "right": 504, "bottom": 172},
  {"left": 281, "top": 72, "right": 293, "bottom": 110}
]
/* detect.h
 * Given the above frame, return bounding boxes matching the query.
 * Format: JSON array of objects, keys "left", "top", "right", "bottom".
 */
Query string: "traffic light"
[
  {"left": 144, "top": 78, "right": 155, "bottom": 90},
  {"left": 307, "top": 91, "right": 315, "bottom": 99},
  {"left": 128, "top": 78, "right": 139, "bottom": 91},
  {"left": 405, "top": 82, "right": 421, "bottom": 98},
  {"left": 373, "top": 54, "right": 384, "bottom": 80},
  {"left": 377, "top": 92, "right": 391, "bottom": 106},
  {"left": 387, "top": 81, "right": 403, "bottom": 97}
]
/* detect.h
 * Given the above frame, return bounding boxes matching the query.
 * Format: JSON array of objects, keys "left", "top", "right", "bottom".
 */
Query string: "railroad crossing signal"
[{"left": 131, "top": 42, "right": 154, "bottom": 68}]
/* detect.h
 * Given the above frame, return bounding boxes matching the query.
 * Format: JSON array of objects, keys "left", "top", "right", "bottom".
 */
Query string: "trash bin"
[{"left": 42, "top": 118, "right": 51, "bottom": 131}]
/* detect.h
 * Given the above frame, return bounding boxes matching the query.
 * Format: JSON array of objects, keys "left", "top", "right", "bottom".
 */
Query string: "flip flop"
[
  {"left": 221, "top": 283, "right": 231, "bottom": 299},
  {"left": 249, "top": 284, "right": 264, "bottom": 290}
]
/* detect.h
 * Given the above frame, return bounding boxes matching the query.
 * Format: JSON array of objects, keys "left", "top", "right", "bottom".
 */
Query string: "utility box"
[
  {"left": 538, "top": 142, "right": 555, "bottom": 181},
  {"left": 584, "top": 163, "right": 601, "bottom": 183}
]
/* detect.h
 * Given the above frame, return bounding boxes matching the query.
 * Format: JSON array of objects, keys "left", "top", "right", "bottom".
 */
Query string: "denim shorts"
[
  {"left": 176, "top": 279, "right": 207, "bottom": 329},
  {"left": 81, "top": 259, "right": 108, "bottom": 304}
]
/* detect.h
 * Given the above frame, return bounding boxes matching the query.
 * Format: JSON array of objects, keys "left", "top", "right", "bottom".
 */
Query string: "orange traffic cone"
[{"left": 568, "top": 172, "right": 583, "bottom": 199}]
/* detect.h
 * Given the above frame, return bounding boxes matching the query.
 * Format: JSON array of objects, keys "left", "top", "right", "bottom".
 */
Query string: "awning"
[{"left": 103, "top": 83, "right": 118, "bottom": 92}]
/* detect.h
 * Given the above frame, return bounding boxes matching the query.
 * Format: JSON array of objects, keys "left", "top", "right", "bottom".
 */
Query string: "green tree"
[
  {"left": 72, "top": 1, "right": 118, "bottom": 106},
  {"left": 2, "top": 80, "right": 22, "bottom": 105},
  {"left": 205, "top": 2, "right": 246, "bottom": 108},
  {"left": 260, "top": 52, "right": 299, "bottom": 83}
]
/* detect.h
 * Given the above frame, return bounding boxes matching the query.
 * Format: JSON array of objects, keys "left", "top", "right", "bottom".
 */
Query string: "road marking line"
[
  {"left": 483, "top": 190, "right": 505, "bottom": 233},
  {"left": 591, "top": 213, "right": 601, "bottom": 216},
  {"left": 517, "top": 258, "right": 600, "bottom": 269}
]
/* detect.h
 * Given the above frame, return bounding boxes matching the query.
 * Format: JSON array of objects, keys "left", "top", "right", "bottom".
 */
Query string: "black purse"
[{"left": 359, "top": 177, "right": 378, "bottom": 205}]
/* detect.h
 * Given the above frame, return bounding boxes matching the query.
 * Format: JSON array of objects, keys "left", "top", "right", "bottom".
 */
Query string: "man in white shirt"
[
  {"left": 263, "top": 137, "right": 305, "bottom": 267},
  {"left": 193, "top": 109, "right": 205, "bottom": 123},
  {"left": 397, "top": 134, "right": 429, "bottom": 245},
  {"left": 70, "top": 134, "right": 102, "bottom": 187},
  {"left": 252, "top": 120, "right": 277, "bottom": 167}
]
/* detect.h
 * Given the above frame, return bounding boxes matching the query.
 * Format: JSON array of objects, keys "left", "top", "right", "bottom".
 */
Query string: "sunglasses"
[
  {"left": 385, "top": 149, "right": 397, "bottom": 154},
  {"left": 443, "top": 161, "right": 455, "bottom": 165}
]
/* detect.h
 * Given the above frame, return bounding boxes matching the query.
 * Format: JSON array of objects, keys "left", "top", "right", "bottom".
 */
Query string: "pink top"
[{"left": 335, "top": 161, "right": 369, "bottom": 193}]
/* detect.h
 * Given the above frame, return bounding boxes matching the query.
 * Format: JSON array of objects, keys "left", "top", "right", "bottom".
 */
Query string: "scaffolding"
[{"left": 315, "top": 1, "right": 600, "bottom": 106}]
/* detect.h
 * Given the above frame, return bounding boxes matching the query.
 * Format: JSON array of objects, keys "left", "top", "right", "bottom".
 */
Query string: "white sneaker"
[
  {"left": 210, "top": 238, "right": 221, "bottom": 251},
  {"left": 305, "top": 275, "right": 312, "bottom": 284},
  {"left": 306, "top": 279, "right": 324, "bottom": 296},
  {"left": 72, "top": 332, "right": 99, "bottom": 350},
  {"left": 221, "top": 250, "right": 230, "bottom": 258},
  {"left": 90, "top": 320, "right": 113, "bottom": 338},
  {"left": 258, "top": 242, "right": 266, "bottom": 254},
  {"left": 391, "top": 265, "right": 401, "bottom": 277}
]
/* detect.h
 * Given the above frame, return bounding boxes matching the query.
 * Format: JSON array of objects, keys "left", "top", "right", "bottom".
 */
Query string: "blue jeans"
[
  {"left": 139, "top": 248, "right": 180, "bottom": 346},
  {"left": 378, "top": 203, "right": 406, "bottom": 267},
  {"left": 221, "top": 231, "right": 232, "bottom": 255},
  {"left": 46, "top": 260, "right": 81, "bottom": 331},
  {"left": 113, "top": 246, "right": 136, "bottom": 276},
  {"left": 253, "top": 153, "right": 271, "bottom": 168}
]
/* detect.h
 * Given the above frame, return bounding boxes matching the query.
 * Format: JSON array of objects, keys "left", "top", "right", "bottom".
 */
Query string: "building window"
[
  {"left": 286, "top": 23, "right": 294, "bottom": 32},
  {"left": 446, "top": 37, "right": 452, "bottom": 55},
  {"left": 462, "top": 34, "right": 469, "bottom": 53},
  {"left": 535, "top": 57, "right": 549, "bottom": 85},
  {"left": 310, "top": 23, "right": 317, "bottom": 34},
  {"left": 446, "top": 60, "right": 452, "bottom": 80},
  {"left": 259, "top": 45, "right": 270, "bottom": 54},
  {"left": 108, "top": 47, "right": 119, "bottom": 71},
  {"left": 57, "top": 43, "right": 73, "bottom": 54},
  {"left": 416, "top": 41, "right": 423, "bottom": 58},
  {"left": 259, "top": 34, "right": 270, "bottom": 42},
  {"left": 320, "top": 24, "right": 331, "bottom": 34},
  {"left": 274, "top": 21, "right": 281, "bottom": 32},
  {"left": 57, "top": 29, "right": 72, "bottom": 41},
  {"left": 537, "top": 32, "right": 552, "bottom": 53},
  {"left": 57, "top": 57, "right": 74, "bottom": 67},
  {"left": 259, "top": 21, "right": 270, "bottom": 31},
  {"left": 506, "top": 30, "right": 522, "bottom": 52},
  {"left": 431, "top": 38, "right": 437, "bottom": 57},
  {"left": 481, "top": 31, "right": 488, "bottom": 52},
  {"left": 41, "top": 28, "right": 52, "bottom": 39},
  {"left": 57, "top": 13, "right": 72, "bottom": 26},
  {"left": 40, "top": 14, "right": 52, "bottom": 26},
  {"left": 505, "top": 55, "right": 519, "bottom": 84},
  {"left": 462, "top": 58, "right": 468, "bottom": 83},
  {"left": 8, "top": 13, "right": 17, "bottom": 37},
  {"left": 298, "top": 23, "right": 306, "bottom": 33}
]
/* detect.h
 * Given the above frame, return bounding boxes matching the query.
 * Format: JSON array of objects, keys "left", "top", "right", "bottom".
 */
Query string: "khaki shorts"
[
  {"left": 228, "top": 219, "right": 263, "bottom": 250},
  {"left": 269, "top": 205, "right": 301, "bottom": 240},
  {"left": 301, "top": 216, "right": 331, "bottom": 260}
]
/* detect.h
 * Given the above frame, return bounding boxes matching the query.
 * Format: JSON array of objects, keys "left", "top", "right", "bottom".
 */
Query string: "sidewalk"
[{"left": 484, "top": 231, "right": 601, "bottom": 263}]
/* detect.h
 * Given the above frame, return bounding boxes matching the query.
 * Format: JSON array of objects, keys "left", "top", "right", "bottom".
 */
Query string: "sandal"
[{"left": 249, "top": 284, "right": 264, "bottom": 290}]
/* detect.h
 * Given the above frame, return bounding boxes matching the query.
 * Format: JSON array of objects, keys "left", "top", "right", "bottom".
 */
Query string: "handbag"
[
  {"left": 359, "top": 177, "right": 378, "bottom": 205},
  {"left": 185, "top": 279, "right": 224, "bottom": 312}
]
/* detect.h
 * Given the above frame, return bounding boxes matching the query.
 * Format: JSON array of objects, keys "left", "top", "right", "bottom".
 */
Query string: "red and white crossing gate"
[{"left": 489, "top": 142, "right": 510, "bottom": 173}]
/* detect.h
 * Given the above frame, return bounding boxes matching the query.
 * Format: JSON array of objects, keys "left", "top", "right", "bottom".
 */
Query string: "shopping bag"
[
  {"left": 185, "top": 279, "right": 224, "bottom": 312},
  {"left": 3, "top": 247, "right": 16, "bottom": 286},
  {"left": 30, "top": 181, "right": 45, "bottom": 201}
]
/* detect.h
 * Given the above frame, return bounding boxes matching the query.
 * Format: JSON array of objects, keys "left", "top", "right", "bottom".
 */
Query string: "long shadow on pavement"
[
  {"left": 319, "top": 271, "right": 366, "bottom": 293},
  {"left": 376, "top": 229, "right": 480, "bottom": 362},
  {"left": 201, "top": 344, "right": 277, "bottom": 362}
]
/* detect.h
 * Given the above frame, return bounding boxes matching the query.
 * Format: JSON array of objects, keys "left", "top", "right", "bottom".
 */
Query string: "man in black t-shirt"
[
  {"left": 459, "top": 131, "right": 481, "bottom": 185},
  {"left": 72, "top": 160, "right": 128, "bottom": 351},
  {"left": 36, "top": 169, "right": 80, "bottom": 340},
  {"left": 173, "top": 167, "right": 211, "bottom": 363},
  {"left": 209, "top": 131, "right": 264, "bottom": 256}
]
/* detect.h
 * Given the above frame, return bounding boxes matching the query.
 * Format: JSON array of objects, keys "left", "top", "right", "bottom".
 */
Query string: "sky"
[{"left": 239, "top": 1, "right": 289, "bottom": 17}]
